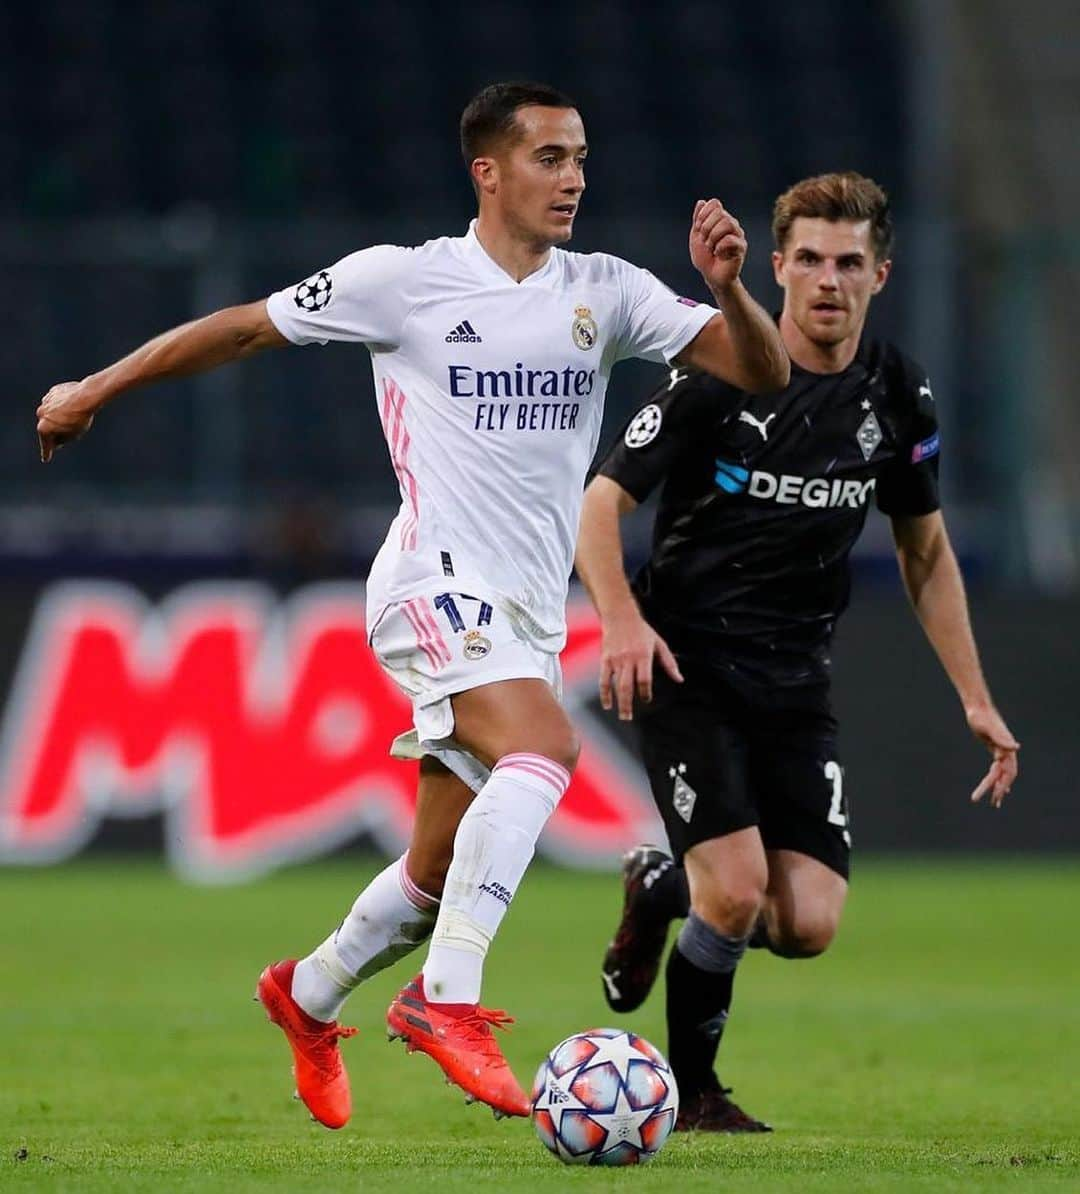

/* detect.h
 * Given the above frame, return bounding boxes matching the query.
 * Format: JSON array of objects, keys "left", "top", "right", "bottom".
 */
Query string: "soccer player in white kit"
[{"left": 35, "top": 82, "right": 789, "bottom": 1125}]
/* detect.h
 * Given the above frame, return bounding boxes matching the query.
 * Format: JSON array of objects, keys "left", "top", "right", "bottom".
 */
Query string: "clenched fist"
[
  {"left": 36, "top": 381, "right": 97, "bottom": 463},
  {"left": 689, "top": 198, "right": 747, "bottom": 297}
]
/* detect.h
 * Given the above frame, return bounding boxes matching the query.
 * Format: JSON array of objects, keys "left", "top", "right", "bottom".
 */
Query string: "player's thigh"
[
  {"left": 638, "top": 673, "right": 758, "bottom": 871},
  {"left": 371, "top": 589, "right": 574, "bottom": 770},
  {"left": 763, "top": 848, "right": 848, "bottom": 957},
  {"left": 407, "top": 756, "right": 477, "bottom": 896},
  {"left": 750, "top": 712, "right": 851, "bottom": 947},
  {"left": 450, "top": 677, "right": 579, "bottom": 772},
  {"left": 684, "top": 827, "right": 769, "bottom": 933}
]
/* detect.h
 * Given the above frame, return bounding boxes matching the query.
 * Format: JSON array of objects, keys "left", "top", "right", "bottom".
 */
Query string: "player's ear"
[
  {"left": 870, "top": 258, "right": 892, "bottom": 294},
  {"left": 771, "top": 250, "right": 786, "bottom": 288},
  {"left": 471, "top": 156, "right": 499, "bottom": 196}
]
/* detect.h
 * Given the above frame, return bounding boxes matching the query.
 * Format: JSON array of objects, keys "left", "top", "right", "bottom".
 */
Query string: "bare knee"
[
  {"left": 694, "top": 882, "right": 765, "bottom": 937},
  {"left": 766, "top": 912, "right": 840, "bottom": 958},
  {"left": 686, "top": 830, "right": 768, "bottom": 937},
  {"left": 534, "top": 729, "right": 580, "bottom": 774},
  {"left": 489, "top": 723, "right": 580, "bottom": 774}
]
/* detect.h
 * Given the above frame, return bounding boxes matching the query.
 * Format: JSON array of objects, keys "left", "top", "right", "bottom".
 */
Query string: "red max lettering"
[{"left": 0, "top": 583, "right": 650, "bottom": 879}]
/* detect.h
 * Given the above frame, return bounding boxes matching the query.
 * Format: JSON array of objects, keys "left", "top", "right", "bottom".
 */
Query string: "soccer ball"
[
  {"left": 292, "top": 270, "right": 333, "bottom": 312},
  {"left": 531, "top": 1028, "right": 678, "bottom": 1166}
]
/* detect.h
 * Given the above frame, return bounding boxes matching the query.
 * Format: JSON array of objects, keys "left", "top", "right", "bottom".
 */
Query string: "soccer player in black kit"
[{"left": 575, "top": 172, "right": 1020, "bottom": 1132}]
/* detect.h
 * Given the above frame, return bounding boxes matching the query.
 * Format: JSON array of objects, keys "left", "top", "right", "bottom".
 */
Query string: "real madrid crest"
[
  {"left": 571, "top": 305, "right": 598, "bottom": 351},
  {"left": 463, "top": 629, "right": 492, "bottom": 661}
]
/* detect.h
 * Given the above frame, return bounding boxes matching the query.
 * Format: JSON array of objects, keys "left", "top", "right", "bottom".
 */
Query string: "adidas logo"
[{"left": 445, "top": 320, "right": 482, "bottom": 343}]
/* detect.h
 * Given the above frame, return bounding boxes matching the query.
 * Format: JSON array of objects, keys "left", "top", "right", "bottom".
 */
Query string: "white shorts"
[{"left": 369, "top": 586, "right": 563, "bottom": 792}]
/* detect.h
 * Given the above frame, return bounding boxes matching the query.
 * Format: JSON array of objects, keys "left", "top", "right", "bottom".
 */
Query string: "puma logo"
[
  {"left": 601, "top": 968, "right": 623, "bottom": 1002},
  {"left": 667, "top": 368, "right": 688, "bottom": 391},
  {"left": 918, "top": 382, "right": 934, "bottom": 400},
  {"left": 738, "top": 410, "right": 777, "bottom": 441}
]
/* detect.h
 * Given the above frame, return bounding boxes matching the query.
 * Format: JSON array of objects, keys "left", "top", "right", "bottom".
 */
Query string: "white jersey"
[{"left": 266, "top": 220, "right": 718, "bottom": 648}]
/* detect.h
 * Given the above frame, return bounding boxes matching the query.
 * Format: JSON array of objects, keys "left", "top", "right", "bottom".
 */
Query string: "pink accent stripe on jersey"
[
  {"left": 401, "top": 600, "right": 442, "bottom": 673},
  {"left": 495, "top": 752, "right": 571, "bottom": 795},
  {"left": 382, "top": 378, "right": 420, "bottom": 550},
  {"left": 389, "top": 386, "right": 417, "bottom": 550},
  {"left": 411, "top": 597, "right": 451, "bottom": 666},
  {"left": 380, "top": 381, "right": 410, "bottom": 547},
  {"left": 399, "top": 853, "right": 439, "bottom": 911}
]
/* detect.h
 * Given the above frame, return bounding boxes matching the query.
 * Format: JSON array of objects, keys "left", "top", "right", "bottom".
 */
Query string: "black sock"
[
  {"left": 665, "top": 915, "right": 747, "bottom": 1098},
  {"left": 643, "top": 861, "right": 691, "bottom": 921}
]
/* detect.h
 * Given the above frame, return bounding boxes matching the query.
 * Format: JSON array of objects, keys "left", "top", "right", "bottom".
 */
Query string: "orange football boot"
[
  {"left": 256, "top": 959, "right": 358, "bottom": 1129},
  {"left": 386, "top": 974, "right": 530, "bottom": 1119}
]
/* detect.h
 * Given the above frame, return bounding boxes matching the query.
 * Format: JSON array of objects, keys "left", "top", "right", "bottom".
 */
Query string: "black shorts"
[{"left": 637, "top": 668, "right": 851, "bottom": 878}]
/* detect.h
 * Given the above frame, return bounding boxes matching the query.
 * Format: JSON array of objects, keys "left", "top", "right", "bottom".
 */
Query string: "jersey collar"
[{"left": 462, "top": 219, "right": 559, "bottom": 288}]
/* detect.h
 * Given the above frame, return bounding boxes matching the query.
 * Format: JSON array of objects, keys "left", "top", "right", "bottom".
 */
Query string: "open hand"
[
  {"left": 37, "top": 381, "right": 97, "bottom": 462},
  {"left": 599, "top": 606, "right": 683, "bottom": 721},
  {"left": 966, "top": 703, "right": 1019, "bottom": 808}
]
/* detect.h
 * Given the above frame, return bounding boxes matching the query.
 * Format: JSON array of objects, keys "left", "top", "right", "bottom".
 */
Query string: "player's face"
[
  {"left": 773, "top": 218, "right": 891, "bottom": 348},
  {"left": 481, "top": 106, "right": 587, "bottom": 247}
]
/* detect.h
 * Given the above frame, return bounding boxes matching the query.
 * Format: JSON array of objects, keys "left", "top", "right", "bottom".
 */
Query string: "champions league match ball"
[{"left": 530, "top": 1028, "right": 679, "bottom": 1166}]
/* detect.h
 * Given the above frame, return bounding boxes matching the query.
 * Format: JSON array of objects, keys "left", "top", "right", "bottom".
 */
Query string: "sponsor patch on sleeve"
[{"left": 911, "top": 432, "right": 940, "bottom": 463}]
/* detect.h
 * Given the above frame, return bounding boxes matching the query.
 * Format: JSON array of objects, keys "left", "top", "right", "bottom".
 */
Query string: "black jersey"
[{"left": 596, "top": 336, "right": 940, "bottom": 687}]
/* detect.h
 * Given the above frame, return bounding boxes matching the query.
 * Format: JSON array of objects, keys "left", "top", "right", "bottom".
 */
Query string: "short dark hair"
[
  {"left": 773, "top": 172, "right": 894, "bottom": 262},
  {"left": 460, "top": 81, "right": 577, "bottom": 165}
]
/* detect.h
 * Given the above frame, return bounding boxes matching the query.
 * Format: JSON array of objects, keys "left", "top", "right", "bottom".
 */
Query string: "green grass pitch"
[{"left": 2, "top": 857, "right": 1077, "bottom": 1191}]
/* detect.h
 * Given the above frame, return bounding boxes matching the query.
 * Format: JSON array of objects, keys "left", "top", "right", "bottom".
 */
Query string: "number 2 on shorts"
[{"left": 824, "top": 760, "right": 852, "bottom": 847}]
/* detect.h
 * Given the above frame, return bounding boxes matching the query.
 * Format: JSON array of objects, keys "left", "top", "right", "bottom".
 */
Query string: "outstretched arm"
[
  {"left": 891, "top": 510, "right": 1019, "bottom": 806},
  {"left": 36, "top": 299, "right": 287, "bottom": 461},
  {"left": 675, "top": 199, "right": 790, "bottom": 394},
  {"left": 576, "top": 476, "right": 683, "bottom": 720}
]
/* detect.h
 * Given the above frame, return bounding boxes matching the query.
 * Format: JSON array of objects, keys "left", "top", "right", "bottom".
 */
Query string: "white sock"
[
  {"left": 422, "top": 753, "right": 570, "bottom": 1005},
  {"left": 291, "top": 854, "right": 439, "bottom": 1021}
]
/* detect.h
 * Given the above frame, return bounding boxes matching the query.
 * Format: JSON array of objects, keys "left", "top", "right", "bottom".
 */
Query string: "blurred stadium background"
[{"left": 1, "top": 1, "right": 1077, "bottom": 868}]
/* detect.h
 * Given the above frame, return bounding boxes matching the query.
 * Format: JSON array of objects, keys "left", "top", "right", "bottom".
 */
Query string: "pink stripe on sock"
[
  {"left": 498, "top": 761, "right": 569, "bottom": 794},
  {"left": 497, "top": 752, "right": 571, "bottom": 790},
  {"left": 399, "top": 854, "right": 439, "bottom": 911}
]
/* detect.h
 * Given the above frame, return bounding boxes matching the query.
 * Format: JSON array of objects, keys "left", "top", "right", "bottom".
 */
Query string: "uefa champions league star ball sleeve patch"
[
  {"left": 293, "top": 271, "right": 333, "bottom": 312},
  {"left": 624, "top": 404, "right": 663, "bottom": 448}
]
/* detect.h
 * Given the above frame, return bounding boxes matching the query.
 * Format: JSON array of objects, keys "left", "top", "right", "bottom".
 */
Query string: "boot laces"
[
  {"left": 455, "top": 1006, "right": 515, "bottom": 1056},
  {"left": 303, "top": 1023, "right": 358, "bottom": 1075}
]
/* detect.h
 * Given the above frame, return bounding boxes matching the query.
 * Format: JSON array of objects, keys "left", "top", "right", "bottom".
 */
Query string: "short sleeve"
[
  {"left": 612, "top": 262, "right": 719, "bottom": 365},
  {"left": 596, "top": 368, "right": 719, "bottom": 503},
  {"left": 876, "top": 365, "right": 942, "bottom": 517},
  {"left": 265, "top": 244, "right": 415, "bottom": 349}
]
